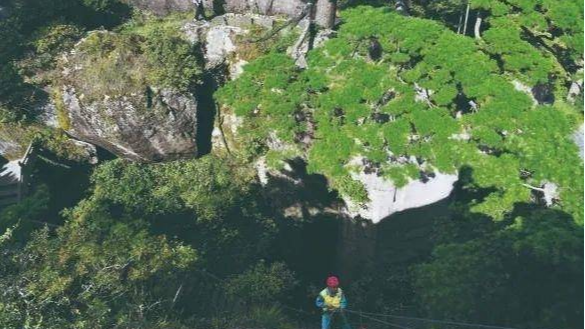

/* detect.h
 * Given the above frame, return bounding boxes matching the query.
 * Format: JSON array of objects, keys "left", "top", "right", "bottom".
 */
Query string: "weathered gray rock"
[
  {"left": 34, "top": 97, "right": 59, "bottom": 128},
  {"left": 288, "top": 19, "right": 334, "bottom": 68},
  {"left": 567, "top": 80, "right": 583, "bottom": 103},
  {"left": 124, "top": 0, "right": 305, "bottom": 16},
  {"left": 121, "top": 0, "right": 192, "bottom": 16},
  {"left": 183, "top": 15, "right": 253, "bottom": 72},
  {"left": 124, "top": 0, "right": 336, "bottom": 27},
  {"left": 183, "top": 13, "right": 280, "bottom": 76},
  {"left": 62, "top": 87, "right": 198, "bottom": 162}
]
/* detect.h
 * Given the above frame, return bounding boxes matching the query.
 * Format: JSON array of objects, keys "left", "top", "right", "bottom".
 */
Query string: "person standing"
[{"left": 315, "top": 276, "right": 351, "bottom": 329}]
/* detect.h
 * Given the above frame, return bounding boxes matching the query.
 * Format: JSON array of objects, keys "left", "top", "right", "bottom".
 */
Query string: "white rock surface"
[
  {"left": 0, "top": 160, "right": 21, "bottom": 183},
  {"left": 183, "top": 14, "right": 278, "bottom": 75},
  {"left": 512, "top": 80, "right": 537, "bottom": 105},
  {"left": 346, "top": 170, "right": 458, "bottom": 223},
  {"left": 205, "top": 25, "right": 244, "bottom": 69},
  {"left": 542, "top": 182, "right": 559, "bottom": 207}
]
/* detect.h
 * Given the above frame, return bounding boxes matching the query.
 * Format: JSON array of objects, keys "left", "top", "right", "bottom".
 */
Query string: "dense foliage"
[
  {"left": 0, "top": 1, "right": 582, "bottom": 329},
  {"left": 0, "top": 156, "right": 298, "bottom": 328},
  {"left": 0, "top": 203, "right": 197, "bottom": 328},
  {"left": 415, "top": 208, "right": 583, "bottom": 328},
  {"left": 218, "top": 6, "right": 583, "bottom": 222}
]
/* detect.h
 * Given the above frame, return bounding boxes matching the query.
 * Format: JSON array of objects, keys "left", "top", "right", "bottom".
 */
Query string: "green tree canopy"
[
  {"left": 217, "top": 6, "right": 583, "bottom": 222},
  {"left": 0, "top": 200, "right": 196, "bottom": 328}
]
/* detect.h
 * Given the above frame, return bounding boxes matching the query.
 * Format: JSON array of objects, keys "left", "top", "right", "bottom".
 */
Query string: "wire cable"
[
  {"left": 345, "top": 309, "right": 415, "bottom": 329},
  {"left": 347, "top": 309, "right": 548, "bottom": 329}
]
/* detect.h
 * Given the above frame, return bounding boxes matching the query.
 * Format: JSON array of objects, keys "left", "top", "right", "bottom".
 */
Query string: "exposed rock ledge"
[{"left": 345, "top": 170, "right": 458, "bottom": 223}]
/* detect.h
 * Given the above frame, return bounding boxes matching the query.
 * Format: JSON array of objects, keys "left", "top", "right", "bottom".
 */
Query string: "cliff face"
[
  {"left": 122, "top": 0, "right": 305, "bottom": 17},
  {"left": 123, "top": 0, "right": 336, "bottom": 27}
]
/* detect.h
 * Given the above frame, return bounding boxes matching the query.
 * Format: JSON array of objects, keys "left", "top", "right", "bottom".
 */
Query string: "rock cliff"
[{"left": 123, "top": 0, "right": 336, "bottom": 27}]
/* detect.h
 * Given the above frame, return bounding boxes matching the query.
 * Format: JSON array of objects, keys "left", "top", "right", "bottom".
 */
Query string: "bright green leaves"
[
  {"left": 470, "top": 0, "right": 510, "bottom": 16},
  {"left": 483, "top": 18, "right": 555, "bottom": 85},
  {"left": 470, "top": 0, "right": 583, "bottom": 84},
  {"left": 218, "top": 6, "right": 583, "bottom": 223},
  {"left": 383, "top": 118, "right": 410, "bottom": 155},
  {"left": 216, "top": 53, "right": 303, "bottom": 143}
]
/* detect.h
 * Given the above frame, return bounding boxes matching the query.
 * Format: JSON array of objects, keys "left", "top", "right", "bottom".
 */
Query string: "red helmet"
[{"left": 326, "top": 276, "right": 339, "bottom": 288}]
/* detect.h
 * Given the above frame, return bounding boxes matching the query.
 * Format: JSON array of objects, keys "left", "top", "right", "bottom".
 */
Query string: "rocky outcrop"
[
  {"left": 62, "top": 87, "right": 198, "bottom": 162},
  {"left": 124, "top": 0, "right": 336, "bottom": 28},
  {"left": 345, "top": 169, "right": 458, "bottom": 223},
  {"left": 125, "top": 0, "right": 306, "bottom": 17},
  {"left": 183, "top": 13, "right": 276, "bottom": 72},
  {"left": 121, "top": 0, "right": 192, "bottom": 15}
]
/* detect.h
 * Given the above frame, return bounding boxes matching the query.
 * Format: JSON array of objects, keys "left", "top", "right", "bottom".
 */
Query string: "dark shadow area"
[
  {"left": 263, "top": 157, "right": 344, "bottom": 211},
  {"left": 28, "top": 147, "right": 93, "bottom": 225},
  {"left": 212, "top": 0, "right": 227, "bottom": 16},
  {"left": 255, "top": 158, "right": 346, "bottom": 311},
  {"left": 375, "top": 196, "right": 451, "bottom": 266},
  {"left": 0, "top": 154, "right": 7, "bottom": 167},
  {"left": 274, "top": 213, "right": 341, "bottom": 310},
  {"left": 195, "top": 72, "right": 221, "bottom": 156},
  {"left": 339, "top": 0, "right": 390, "bottom": 10}
]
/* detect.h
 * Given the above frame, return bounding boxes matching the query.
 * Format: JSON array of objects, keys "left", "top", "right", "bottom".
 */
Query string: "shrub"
[
  {"left": 248, "top": 306, "right": 296, "bottom": 329},
  {"left": 225, "top": 261, "right": 297, "bottom": 305}
]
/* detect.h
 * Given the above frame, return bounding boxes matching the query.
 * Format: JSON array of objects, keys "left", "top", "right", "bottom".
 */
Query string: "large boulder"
[
  {"left": 183, "top": 13, "right": 276, "bottom": 72},
  {"left": 62, "top": 87, "right": 198, "bottom": 162},
  {"left": 58, "top": 31, "right": 199, "bottom": 162}
]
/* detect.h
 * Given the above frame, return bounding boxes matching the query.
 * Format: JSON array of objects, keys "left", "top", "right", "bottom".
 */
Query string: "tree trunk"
[
  {"left": 457, "top": 9, "right": 464, "bottom": 34},
  {"left": 474, "top": 12, "right": 483, "bottom": 39},
  {"left": 462, "top": 2, "right": 470, "bottom": 35},
  {"left": 315, "top": 0, "right": 337, "bottom": 29}
]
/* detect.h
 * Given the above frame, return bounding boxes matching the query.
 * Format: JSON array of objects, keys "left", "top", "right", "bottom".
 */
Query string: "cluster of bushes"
[{"left": 0, "top": 155, "right": 300, "bottom": 328}]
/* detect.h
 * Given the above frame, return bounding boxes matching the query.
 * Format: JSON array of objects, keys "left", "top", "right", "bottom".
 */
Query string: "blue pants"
[{"left": 322, "top": 311, "right": 351, "bottom": 329}]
